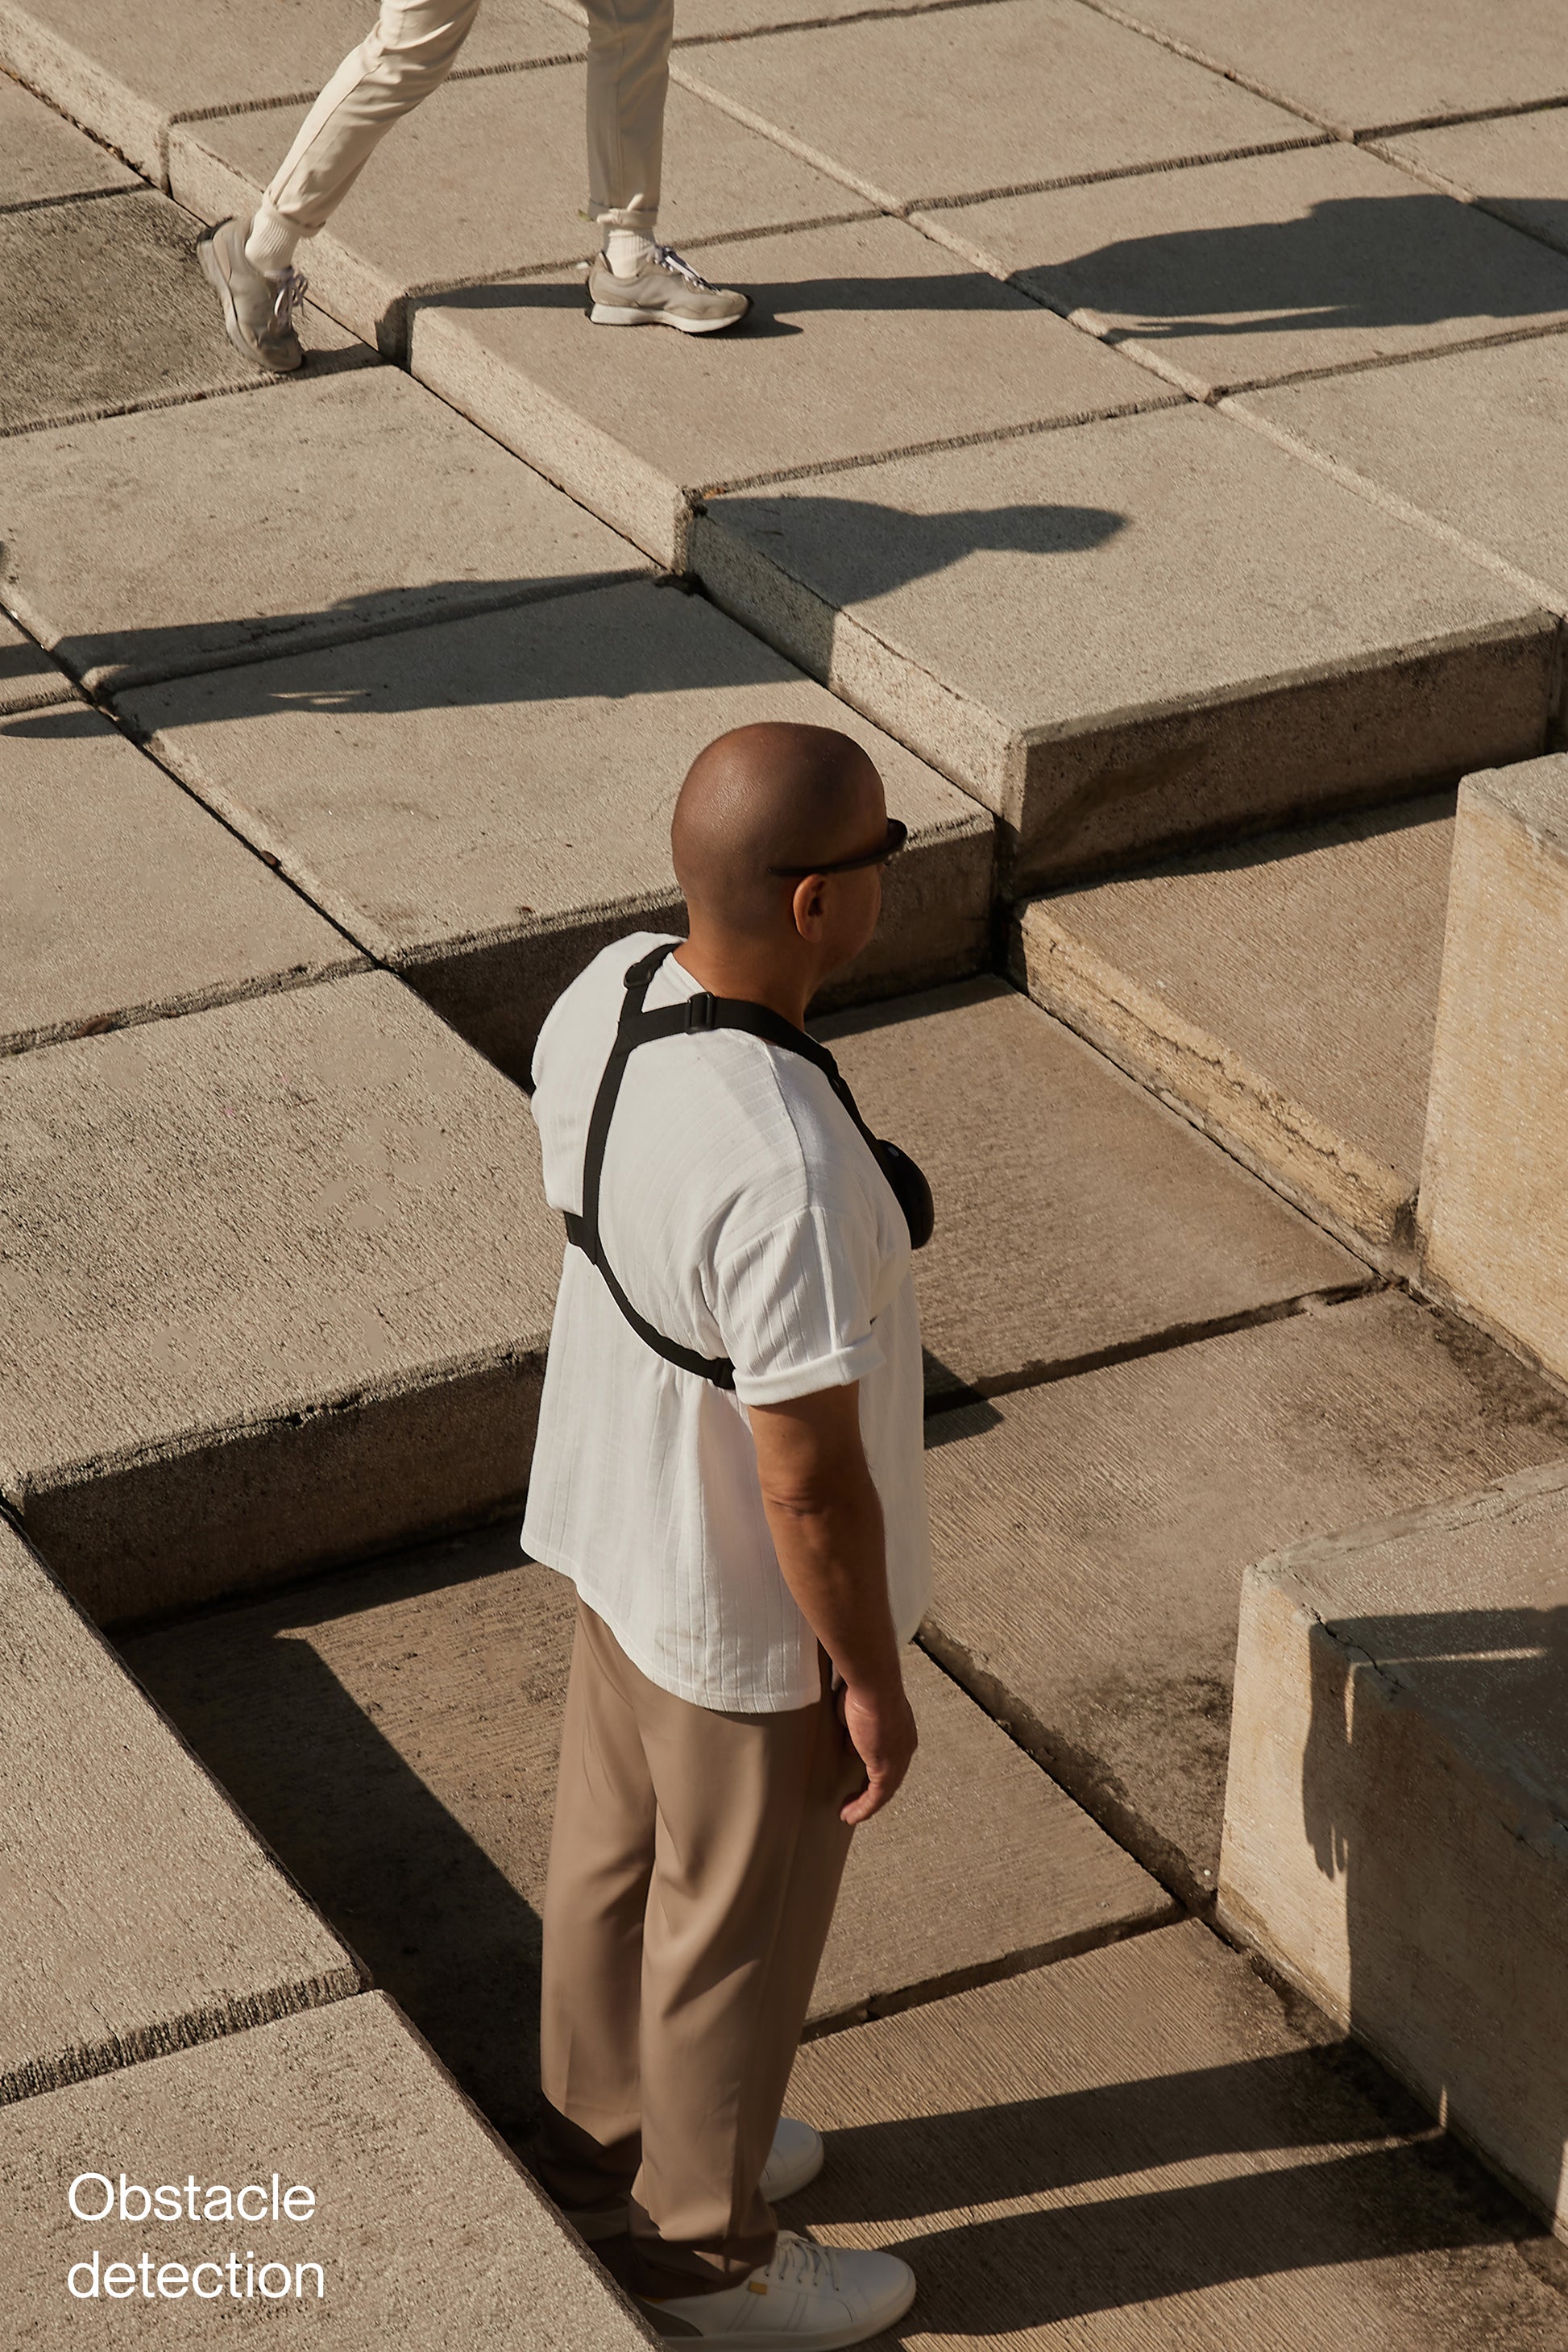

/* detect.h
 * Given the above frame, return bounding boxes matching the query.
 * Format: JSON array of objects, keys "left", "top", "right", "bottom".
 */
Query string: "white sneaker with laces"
[
  {"left": 586, "top": 241, "right": 750, "bottom": 332},
  {"left": 636, "top": 2230, "right": 915, "bottom": 2348}
]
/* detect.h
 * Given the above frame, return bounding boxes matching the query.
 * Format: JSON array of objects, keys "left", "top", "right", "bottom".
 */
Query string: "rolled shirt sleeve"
[{"left": 720, "top": 1205, "right": 887, "bottom": 1405}]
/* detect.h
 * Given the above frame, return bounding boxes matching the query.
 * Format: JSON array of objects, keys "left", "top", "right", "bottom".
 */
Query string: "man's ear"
[{"left": 791, "top": 874, "right": 828, "bottom": 938}]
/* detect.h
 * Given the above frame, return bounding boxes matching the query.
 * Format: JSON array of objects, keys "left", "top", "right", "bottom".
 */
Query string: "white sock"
[
  {"left": 604, "top": 226, "right": 656, "bottom": 280},
  {"left": 244, "top": 205, "right": 304, "bottom": 279}
]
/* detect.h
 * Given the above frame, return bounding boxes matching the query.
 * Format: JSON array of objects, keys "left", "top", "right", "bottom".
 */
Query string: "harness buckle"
[{"left": 685, "top": 993, "right": 718, "bottom": 1032}]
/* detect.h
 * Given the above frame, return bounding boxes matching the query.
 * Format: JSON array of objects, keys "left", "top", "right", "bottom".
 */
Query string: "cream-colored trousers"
[{"left": 263, "top": 0, "right": 674, "bottom": 236}]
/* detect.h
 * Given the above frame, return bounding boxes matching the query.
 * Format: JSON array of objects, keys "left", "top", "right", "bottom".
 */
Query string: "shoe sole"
[
  {"left": 588, "top": 300, "right": 747, "bottom": 334},
  {"left": 197, "top": 226, "right": 304, "bottom": 375},
  {"left": 640, "top": 2273, "right": 918, "bottom": 2350}
]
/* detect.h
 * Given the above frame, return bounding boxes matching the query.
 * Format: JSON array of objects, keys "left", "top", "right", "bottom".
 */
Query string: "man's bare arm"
[{"left": 749, "top": 1384, "right": 917, "bottom": 1825}]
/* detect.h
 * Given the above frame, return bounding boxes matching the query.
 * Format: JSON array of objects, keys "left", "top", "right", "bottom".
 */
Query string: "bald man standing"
[{"left": 523, "top": 724, "right": 927, "bottom": 2344}]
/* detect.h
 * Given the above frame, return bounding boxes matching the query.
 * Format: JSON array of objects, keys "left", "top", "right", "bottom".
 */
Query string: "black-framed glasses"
[{"left": 769, "top": 818, "right": 908, "bottom": 879}]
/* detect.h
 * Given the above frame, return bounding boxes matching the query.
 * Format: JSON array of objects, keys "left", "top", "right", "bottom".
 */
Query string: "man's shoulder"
[{"left": 533, "top": 931, "right": 681, "bottom": 1079}]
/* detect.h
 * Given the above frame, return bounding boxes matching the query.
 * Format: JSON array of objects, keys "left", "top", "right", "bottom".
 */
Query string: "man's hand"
[{"left": 839, "top": 1677, "right": 918, "bottom": 1825}]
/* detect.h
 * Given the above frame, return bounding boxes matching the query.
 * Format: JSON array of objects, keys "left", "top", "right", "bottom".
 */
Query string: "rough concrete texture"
[
  {"left": 1420, "top": 755, "right": 1568, "bottom": 1383},
  {"left": 1, "top": 710, "right": 361, "bottom": 1056},
  {"left": 0, "top": 610, "right": 73, "bottom": 714},
  {"left": 0, "top": 1516, "right": 357, "bottom": 2106},
  {"left": 1221, "top": 1462, "right": 1568, "bottom": 2234},
  {"left": 671, "top": 0, "right": 1304, "bottom": 213},
  {"left": 170, "top": 71, "right": 857, "bottom": 356},
  {"left": 820, "top": 979, "right": 1363, "bottom": 1404},
  {"left": 0, "top": 366, "right": 645, "bottom": 693},
  {"left": 0, "top": 973, "right": 560, "bottom": 1622},
  {"left": 0, "top": 64, "right": 136, "bottom": 202},
  {"left": 919, "top": 1289, "right": 1568, "bottom": 1901},
  {"left": 784, "top": 1922, "right": 1565, "bottom": 2347},
  {"left": 1377, "top": 109, "right": 1568, "bottom": 261},
  {"left": 926, "top": 140, "right": 1568, "bottom": 403},
  {"left": 121, "top": 580, "right": 993, "bottom": 1083},
  {"left": 410, "top": 214, "right": 1169, "bottom": 571},
  {"left": 0, "top": 1993, "right": 658, "bottom": 2347},
  {"left": 0, "top": 0, "right": 583, "bottom": 181},
  {"left": 0, "top": 188, "right": 359, "bottom": 438},
  {"left": 695, "top": 403, "right": 1555, "bottom": 888},
  {"left": 1011, "top": 794, "right": 1456, "bottom": 1264},
  {"left": 123, "top": 1525, "right": 1170, "bottom": 2140}
]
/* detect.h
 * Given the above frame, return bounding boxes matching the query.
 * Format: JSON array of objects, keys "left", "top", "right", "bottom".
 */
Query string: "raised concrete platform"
[
  {"left": 920, "top": 1289, "right": 1568, "bottom": 1900},
  {"left": 0, "top": 610, "right": 73, "bottom": 714},
  {"left": 1, "top": 1515, "right": 356, "bottom": 2106},
  {"left": 1011, "top": 794, "right": 1456, "bottom": 1265},
  {"left": 1222, "top": 1462, "right": 1568, "bottom": 2235},
  {"left": 1377, "top": 110, "right": 1568, "bottom": 261},
  {"left": 0, "top": 1992, "right": 657, "bottom": 2347},
  {"left": 410, "top": 214, "right": 1168, "bottom": 571},
  {"left": 120, "top": 580, "right": 993, "bottom": 1082},
  {"left": 695, "top": 403, "right": 1555, "bottom": 889},
  {"left": 924, "top": 142, "right": 1568, "bottom": 402},
  {"left": 2, "top": 711, "right": 362, "bottom": 1056},
  {"left": 0, "top": 973, "right": 559, "bottom": 1624},
  {"left": 822, "top": 979, "right": 1363, "bottom": 1401},
  {"left": 0, "top": 65, "right": 136, "bottom": 202},
  {"left": 122, "top": 1524, "right": 1171, "bottom": 2139},
  {"left": 785, "top": 1920, "right": 1562, "bottom": 2346},
  {"left": 0, "top": 366, "right": 645, "bottom": 694}
]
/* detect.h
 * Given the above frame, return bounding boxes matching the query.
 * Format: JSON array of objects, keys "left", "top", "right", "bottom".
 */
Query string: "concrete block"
[
  {"left": 124, "top": 1526, "right": 1172, "bottom": 2137},
  {"left": 0, "top": 1992, "right": 657, "bottom": 2346},
  {"left": 696, "top": 404, "right": 1556, "bottom": 887},
  {"left": 170, "top": 70, "right": 857, "bottom": 357},
  {"left": 0, "top": 612, "right": 73, "bottom": 715},
  {"left": 0, "top": 67, "right": 137, "bottom": 203},
  {"left": 0, "top": 367, "right": 645, "bottom": 694},
  {"left": 119, "top": 579, "right": 993, "bottom": 1084},
  {"left": 1011, "top": 794, "right": 1456, "bottom": 1265},
  {"left": 671, "top": 0, "right": 1304, "bottom": 213},
  {"left": 1220, "top": 1462, "right": 1568, "bottom": 2234},
  {"left": 921, "top": 1290, "right": 1568, "bottom": 1900},
  {"left": 923, "top": 142, "right": 1568, "bottom": 403},
  {"left": 0, "top": 0, "right": 583, "bottom": 182},
  {"left": 0, "top": 973, "right": 560, "bottom": 1622},
  {"left": 784, "top": 1921, "right": 1563, "bottom": 2344},
  {"left": 821, "top": 978, "right": 1363, "bottom": 1404},
  {"left": 1, "top": 711, "right": 362, "bottom": 1056},
  {"left": 410, "top": 213, "right": 1168, "bottom": 572},
  {"left": 1419, "top": 755, "right": 1568, "bottom": 1382},
  {"left": 1377, "top": 109, "right": 1568, "bottom": 261},
  {"left": 0, "top": 188, "right": 358, "bottom": 438}
]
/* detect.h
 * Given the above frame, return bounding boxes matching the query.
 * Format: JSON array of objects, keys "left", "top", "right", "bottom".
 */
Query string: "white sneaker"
[
  {"left": 562, "top": 2116, "right": 823, "bottom": 2242},
  {"left": 637, "top": 2231, "right": 915, "bottom": 2348}
]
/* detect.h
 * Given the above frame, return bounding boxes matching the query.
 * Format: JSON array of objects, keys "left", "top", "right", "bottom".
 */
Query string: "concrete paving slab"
[
  {"left": 0, "top": 187, "right": 360, "bottom": 438},
  {"left": 695, "top": 404, "right": 1555, "bottom": 888},
  {"left": 1011, "top": 794, "right": 1457, "bottom": 1265},
  {"left": 0, "top": 366, "right": 645, "bottom": 694},
  {"left": 671, "top": 0, "right": 1306, "bottom": 214},
  {"left": 0, "top": 65, "right": 137, "bottom": 204},
  {"left": 0, "top": 972, "right": 560, "bottom": 1623},
  {"left": 819, "top": 978, "right": 1364, "bottom": 1403},
  {"left": 0, "top": 0, "right": 583, "bottom": 182},
  {"left": 0, "top": 1992, "right": 657, "bottom": 2346},
  {"left": 119, "top": 580, "right": 994, "bottom": 1084},
  {"left": 0, "top": 611, "right": 73, "bottom": 714},
  {"left": 411, "top": 214, "right": 1169, "bottom": 570},
  {"left": 123, "top": 1527, "right": 1171, "bottom": 2139},
  {"left": 545, "top": 0, "right": 948, "bottom": 39},
  {"left": 920, "top": 1289, "right": 1568, "bottom": 1902},
  {"left": 923, "top": 141, "right": 1568, "bottom": 402},
  {"left": 171, "top": 69, "right": 861, "bottom": 357},
  {"left": 784, "top": 1922, "right": 1562, "bottom": 2347},
  {"left": 1223, "top": 1462, "right": 1568, "bottom": 2237},
  {"left": 1, "top": 710, "right": 362, "bottom": 1057},
  {"left": 1376, "top": 108, "right": 1568, "bottom": 262}
]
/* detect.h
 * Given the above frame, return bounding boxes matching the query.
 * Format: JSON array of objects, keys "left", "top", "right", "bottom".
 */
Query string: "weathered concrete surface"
[
  {"left": 410, "top": 214, "right": 1168, "bottom": 571},
  {"left": 1, "top": 711, "right": 361, "bottom": 1056},
  {"left": 1377, "top": 109, "right": 1568, "bottom": 261},
  {"left": 1011, "top": 794, "right": 1456, "bottom": 1266},
  {"left": 695, "top": 403, "right": 1556, "bottom": 889},
  {"left": 0, "top": 188, "right": 358, "bottom": 437},
  {"left": 924, "top": 141, "right": 1568, "bottom": 402},
  {"left": 784, "top": 1922, "right": 1564, "bottom": 2347},
  {"left": 0, "top": 973, "right": 559, "bottom": 1623},
  {"left": 672, "top": 0, "right": 1304, "bottom": 213},
  {"left": 1222, "top": 1462, "right": 1568, "bottom": 2234},
  {"left": 0, "top": 1993, "right": 658, "bottom": 2346},
  {"left": 920, "top": 1289, "right": 1568, "bottom": 1902},
  {"left": 821, "top": 980, "right": 1363, "bottom": 1403},
  {"left": 1420, "top": 756, "right": 1568, "bottom": 1383},
  {"left": 171, "top": 70, "right": 857, "bottom": 357},
  {"left": 0, "top": 0, "right": 583, "bottom": 182},
  {"left": 123, "top": 1525, "right": 1170, "bottom": 2140},
  {"left": 0, "top": 65, "right": 136, "bottom": 202},
  {"left": 121, "top": 581, "right": 993, "bottom": 1083},
  {"left": 0, "top": 366, "right": 645, "bottom": 693},
  {"left": 0, "top": 1515, "right": 357, "bottom": 2107},
  {"left": 0, "top": 610, "right": 73, "bottom": 714}
]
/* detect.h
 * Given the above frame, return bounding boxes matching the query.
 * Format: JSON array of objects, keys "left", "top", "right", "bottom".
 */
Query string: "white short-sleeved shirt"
[{"left": 521, "top": 932, "right": 931, "bottom": 1712}]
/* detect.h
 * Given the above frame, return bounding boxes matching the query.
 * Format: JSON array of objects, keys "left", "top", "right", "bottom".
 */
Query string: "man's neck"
[{"left": 673, "top": 935, "right": 815, "bottom": 1031}]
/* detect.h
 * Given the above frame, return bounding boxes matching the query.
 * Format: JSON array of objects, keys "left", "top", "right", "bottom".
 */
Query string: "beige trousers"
[
  {"left": 539, "top": 1602, "right": 862, "bottom": 2291},
  {"left": 263, "top": 0, "right": 674, "bottom": 237}
]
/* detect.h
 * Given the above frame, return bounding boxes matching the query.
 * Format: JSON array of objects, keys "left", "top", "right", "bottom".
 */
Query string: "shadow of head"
[{"left": 710, "top": 496, "right": 1127, "bottom": 604}]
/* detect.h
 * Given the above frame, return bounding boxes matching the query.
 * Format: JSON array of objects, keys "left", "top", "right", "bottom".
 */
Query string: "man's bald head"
[{"left": 672, "top": 723, "right": 884, "bottom": 936}]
